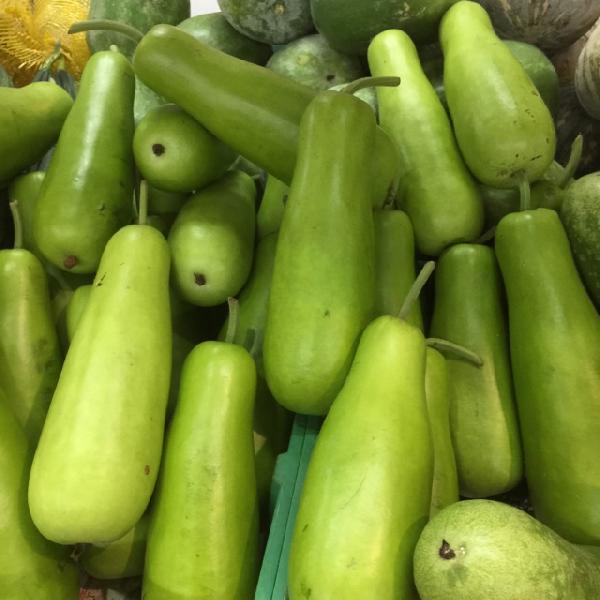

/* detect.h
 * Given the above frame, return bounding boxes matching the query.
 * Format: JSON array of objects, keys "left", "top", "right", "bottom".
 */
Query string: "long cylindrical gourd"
[
  {"left": 0, "top": 82, "right": 72, "bottom": 187},
  {"left": 65, "top": 284, "right": 93, "bottom": 343},
  {"left": 0, "top": 398, "right": 79, "bottom": 599},
  {"left": 440, "top": 1, "right": 556, "bottom": 188},
  {"left": 168, "top": 171, "right": 256, "bottom": 307},
  {"left": 288, "top": 316, "right": 432, "bottom": 599},
  {"left": 0, "top": 230, "right": 62, "bottom": 443},
  {"left": 33, "top": 50, "right": 135, "bottom": 273},
  {"left": 495, "top": 209, "right": 600, "bottom": 544},
  {"left": 373, "top": 209, "right": 422, "bottom": 329},
  {"left": 368, "top": 30, "right": 483, "bottom": 256},
  {"left": 256, "top": 175, "right": 288, "bottom": 239},
  {"left": 263, "top": 90, "right": 376, "bottom": 415},
  {"left": 425, "top": 347, "right": 459, "bottom": 516},
  {"left": 28, "top": 225, "right": 172, "bottom": 544},
  {"left": 430, "top": 244, "right": 523, "bottom": 498},
  {"left": 143, "top": 341, "right": 258, "bottom": 599},
  {"left": 132, "top": 24, "right": 399, "bottom": 208}
]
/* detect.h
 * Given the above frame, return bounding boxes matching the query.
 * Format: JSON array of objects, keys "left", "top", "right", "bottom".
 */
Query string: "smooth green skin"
[
  {"left": 65, "top": 284, "right": 92, "bottom": 343},
  {"left": 425, "top": 348, "right": 459, "bottom": 517},
  {"left": 82, "top": 512, "right": 149, "bottom": 580},
  {"left": 0, "top": 82, "right": 72, "bottom": 187},
  {"left": 561, "top": 173, "right": 600, "bottom": 307},
  {"left": 218, "top": 0, "right": 313, "bottom": 45},
  {"left": 263, "top": 91, "right": 376, "bottom": 415},
  {"left": 29, "top": 225, "right": 172, "bottom": 544},
  {"left": 368, "top": 30, "right": 483, "bottom": 256},
  {"left": 168, "top": 170, "right": 256, "bottom": 307},
  {"left": 134, "top": 76, "right": 166, "bottom": 124},
  {"left": 218, "top": 233, "right": 293, "bottom": 518},
  {"left": 480, "top": 180, "right": 566, "bottom": 228},
  {"left": 414, "top": 500, "right": 600, "bottom": 600},
  {"left": 495, "top": 209, "right": 600, "bottom": 544},
  {"left": 33, "top": 51, "right": 135, "bottom": 274},
  {"left": 440, "top": 1, "right": 556, "bottom": 188},
  {"left": 50, "top": 287, "right": 73, "bottom": 356},
  {"left": 8, "top": 171, "right": 45, "bottom": 258},
  {"left": 257, "top": 175, "right": 288, "bottom": 239},
  {"left": 177, "top": 13, "right": 272, "bottom": 64},
  {"left": 148, "top": 185, "right": 187, "bottom": 215},
  {"left": 373, "top": 209, "right": 422, "bottom": 329},
  {"left": 267, "top": 33, "right": 364, "bottom": 90},
  {"left": 328, "top": 83, "right": 378, "bottom": 116},
  {"left": 288, "top": 316, "right": 432, "bottom": 599},
  {"left": 0, "top": 398, "right": 79, "bottom": 599},
  {"left": 134, "top": 104, "right": 237, "bottom": 194},
  {"left": 0, "top": 250, "right": 62, "bottom": 443},
  {"left": 87, "top": 0, "right": 190, "bottom": 57},
  {"left": 133, "top": 24, "right": 399, "bottom": 208},
  {"left": 430, "top": 244, "right": 523, "bottom": 498},
  {"left": 143, "top": 341, "right": 258, "bottom": 600},
  {"left": 423, "top": 40, "right": 560, "bottom": 114},
  {"left": 504, "top": 40, "right": 560, "bottom": 115},
  {"left": 311, "top": 0, "right": 459, "bottom": 54}
]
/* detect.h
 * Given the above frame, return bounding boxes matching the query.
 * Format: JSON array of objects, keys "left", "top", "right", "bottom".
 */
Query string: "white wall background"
[{"left": 191, "top": 0, "right": 221, "bottom": 15}]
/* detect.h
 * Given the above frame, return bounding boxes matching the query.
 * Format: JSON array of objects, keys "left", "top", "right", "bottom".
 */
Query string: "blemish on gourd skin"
[
  {"left": 194, "top": 273, "right": 206, "bottom": 286},
  {"left": 152, "top": 143, "right": 165, "bottom": 156},
  {"left": 64, "top": 255, "right": 78, "bottom": 269},
  {"left": 144, "top": 465, "right": 150, "bottom": 475},
  {"left": 439, "top": 539, "right": 456, "bottom": 560}
]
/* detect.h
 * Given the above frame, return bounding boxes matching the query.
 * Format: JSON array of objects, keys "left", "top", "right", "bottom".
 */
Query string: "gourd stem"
[
  {"left": 398, "top": 261, "right": 435, "bottom": 321},
  {"left": 68, "top": 19, "right": 144, "bottom": 42},
  {"left": 517, "top": 172, "right": 531, "bottom": 211},
  {"left": 426, "top": 338, "right": 483, "bottom": 367},
  {"left": 559, "top": 134, "right": 583, "bottom": 188},
  {"left": 9, "top": 202, "right": 23, "bottom": 249},
  {"left": 138, "top": 180, "right": 149, "bottom": 226},
  {"left": 341, "top": 76, "right": 400, "bottom": 95},
  {"left": 225, "top": 297, "right": 240, "bottom": 345}
]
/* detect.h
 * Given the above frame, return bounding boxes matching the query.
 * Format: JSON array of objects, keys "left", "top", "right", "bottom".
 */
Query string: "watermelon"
[
  {"left": 87, "top": 0, "right": 191, "bottom": 57},
  {"left": 477, "top": 0, "right": 600, "bottom": 52},
  {"left": 218, "top": 0, "right": 314, "bottom": 45}
]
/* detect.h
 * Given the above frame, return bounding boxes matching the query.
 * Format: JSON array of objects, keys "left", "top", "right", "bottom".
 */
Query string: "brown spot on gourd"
[
  {"left": 152, "top": 143, "right": 165, "bottom": 156},
  {"left": 144, "top": 465, "right": 150, "bottom": 475},
  {"left": 194, "top": 273, "right": 206, "bottom": 286},
  {"left": 64, "top": 255, "right": 78, "bottom": 269},
  {"left": 439, "top": 539, "right": 456, "bottom": 560}
]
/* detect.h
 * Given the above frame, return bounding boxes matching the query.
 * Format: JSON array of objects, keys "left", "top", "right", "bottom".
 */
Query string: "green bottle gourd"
[
  {"left": 256, "top": 174, "right": 288, "bottom": 239},
  {"left": 0, "top": 203, "right": 62, "bottom": 443},
  {"left": 373, "top": 209, "right": 422, "bottom": 329},
  {"left": 143, "top": 338, "right": 258, "bottom": 599},
  {"left": 218, "top": 233, "right": 292, "bottom": 519},
  {"left": 414, "top": 499, "right": 600, "bottom": 600},
  {"left": 65, "top": 284, "right": 93, "bottom": 342},
  {"left": 288, "top": 313, "right": 433, "bottom": 599},
  {"left": 0, "top": 397, "right": 79, "bottom": 599},
  {"left": 28, "top": 187, "right": 172, "bottom": 544},
  {"left": 33, "top": 49, "right": 135, "bottom": 273},
  {"left": 368, "top": 29, "right": 483, "bottom": 256},
  {"left": 425, "top": 347, "right": 459, "bottom": 517},
  {"left": 0, "top": 82, "right": 73, "bottom": 186},
  {"left": 430, "top": 244, "right": 523, "bottom": 498},
  {"left": 263, "top": 89, "right": 376, "bottom": 415},
  {"left": 495, "top": 208, "right": 600, "bottom": 544},
  {"left": 168, "top": 170, "right": 256, "bottom": 307},
  {"left": 440, "top": 1, "right": 556, "bottom": 188},
  {"left": 81, "top": 512, "right": 149, "bottom": 580}
]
